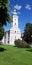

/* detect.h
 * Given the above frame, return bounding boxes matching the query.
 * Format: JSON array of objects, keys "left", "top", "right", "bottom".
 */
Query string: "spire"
[{"left": 13, "top": 9, "right": 17, "bottom": 15}]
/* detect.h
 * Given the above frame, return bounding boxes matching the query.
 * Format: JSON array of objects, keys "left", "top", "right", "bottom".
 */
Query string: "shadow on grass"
[
  {"left": 0, "top": 47, "right": 7, "bottom": 52},
  {"left": 26, "top": 49, "right": 32, "bottom": 52}
]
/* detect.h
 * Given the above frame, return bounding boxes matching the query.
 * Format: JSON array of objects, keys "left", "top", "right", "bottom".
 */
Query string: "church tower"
[
  {"left": 10, "top": 9, "right": 21, "bottom": 45},
  {"left": 13, "top": 9, "right": 18, "bottom": 28}
]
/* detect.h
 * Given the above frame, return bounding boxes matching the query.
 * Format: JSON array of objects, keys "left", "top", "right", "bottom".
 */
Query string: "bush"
[{"left": 14, "top": 39, "right": 30, "bottom": 48}]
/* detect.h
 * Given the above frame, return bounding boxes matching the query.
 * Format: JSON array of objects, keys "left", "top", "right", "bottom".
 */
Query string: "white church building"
[{"left": 2, "top": 9, "right": 22, "bottom": 45}]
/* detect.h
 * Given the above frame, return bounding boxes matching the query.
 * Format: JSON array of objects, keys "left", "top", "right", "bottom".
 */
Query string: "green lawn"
[{"left": 0, "top": 45, "right": 32, "bottom": 65}]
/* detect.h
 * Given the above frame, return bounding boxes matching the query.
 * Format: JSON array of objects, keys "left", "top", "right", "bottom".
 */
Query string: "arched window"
[{"left": 15, "top": 23, "right": 16, "bottom": 25}]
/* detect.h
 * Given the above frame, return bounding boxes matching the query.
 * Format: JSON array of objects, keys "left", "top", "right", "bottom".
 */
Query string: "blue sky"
[{"left": 4, "top": 0, "right": 32, "bottom": 33}]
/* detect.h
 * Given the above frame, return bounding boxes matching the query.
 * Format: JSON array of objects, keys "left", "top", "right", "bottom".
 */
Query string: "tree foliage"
[
  {"left": 23, "top": 23, "right": 32, "bottom": 44},
  {"left": 0, "top": 0, "right": 12, "bottom": 26},
  {"left": 14, "top": 39, "right": 30, "bottom": 48},
  {"left": 0, "top": 23, "right": 4, "bottom": 40},
  {"left": 0, "top": 0, "right": 12, "bottom": 40}
]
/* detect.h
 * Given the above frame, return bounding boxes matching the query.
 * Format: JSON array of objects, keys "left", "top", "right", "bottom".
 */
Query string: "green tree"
[
  {"left": 0, "top": 0, "right": 12, "bottom": 41},
  {"left": 0, "top": 0, "right": 12, "bottom": 26},
  {"left": 0, "top": 23, "right": 4, "bottom": 40},
  {"left": 23, "top": 23, "right": 32, "bottom": 44}
]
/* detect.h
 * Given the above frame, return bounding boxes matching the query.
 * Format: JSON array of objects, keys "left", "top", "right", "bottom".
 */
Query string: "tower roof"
[{"left": 13, "top": 9, "right": 17, "bottom": 15}]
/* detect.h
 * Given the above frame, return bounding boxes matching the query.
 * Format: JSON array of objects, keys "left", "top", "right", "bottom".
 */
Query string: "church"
[{"left": 2, "top": 9, "right": 22, "bottom": 45}]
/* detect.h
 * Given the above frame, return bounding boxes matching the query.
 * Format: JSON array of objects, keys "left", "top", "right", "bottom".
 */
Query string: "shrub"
[{"left": 14, "top": 39, "right": 30, "bottom": 48}]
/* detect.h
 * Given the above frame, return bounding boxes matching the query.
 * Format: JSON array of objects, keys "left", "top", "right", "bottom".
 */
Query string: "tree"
[
  {"left": 14, "top": 39, "right": 30, "bottom": 48},
  {"left": 0, "top": 0, "right": 12, "bottom": 41},
  {"left": 0, "top": 23, "right": 4, "bottom": 40},
  {"left": 0, "top": 0, "right": 12, "bottom": 26},
  {"left": 23, "top": 23, "right": 32, "bottom": 44}
]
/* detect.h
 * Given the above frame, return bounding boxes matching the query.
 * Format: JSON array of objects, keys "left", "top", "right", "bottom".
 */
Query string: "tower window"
[
  {"left": 15, "top": 23, "right": 16, "bottom": 25},
  {"left": 15, "top": 31, "right": 16, "bottom": 33},
  {"left": 15, "top": 19, "right": 16, "bottom": 21}
]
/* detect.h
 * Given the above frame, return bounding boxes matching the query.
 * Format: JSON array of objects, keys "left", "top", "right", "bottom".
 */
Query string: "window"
[
  {"left": 15, "top": 19, "right": 16, "bottom": 21},
  {"left": 15, "top": 31, "right": 16, "bottom": 33},
  {"left": 8, "top": 41, "right": 9, "bottom": 44},
  {"left": 15, "top": 23, "right": 16, "bottom": 25}
]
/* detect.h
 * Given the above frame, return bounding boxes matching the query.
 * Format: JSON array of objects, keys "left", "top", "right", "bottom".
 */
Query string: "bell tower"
[
  {"left": 13, "top": 9, "right": 18, "bottom": 28},
  {"left": 2, "top": 9, "right": 22, "bottom": 45}
]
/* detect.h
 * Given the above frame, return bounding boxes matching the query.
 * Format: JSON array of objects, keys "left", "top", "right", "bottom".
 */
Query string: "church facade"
[{"left": 2, "top": 9, "right": 22, "bottom": 45}]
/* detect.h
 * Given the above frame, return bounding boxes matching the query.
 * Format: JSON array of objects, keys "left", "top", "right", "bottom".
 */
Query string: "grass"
[{"left": 0, "top": 45, "right": 32, "bottom": 65}]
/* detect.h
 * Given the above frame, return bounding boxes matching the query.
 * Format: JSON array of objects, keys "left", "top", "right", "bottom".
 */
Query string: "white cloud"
[
  {"left": 14, "top": 4, "right": 22, "bottom": 10},
  {"left": 25, "top": 4, "right": 31, "bottom": 10}
]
